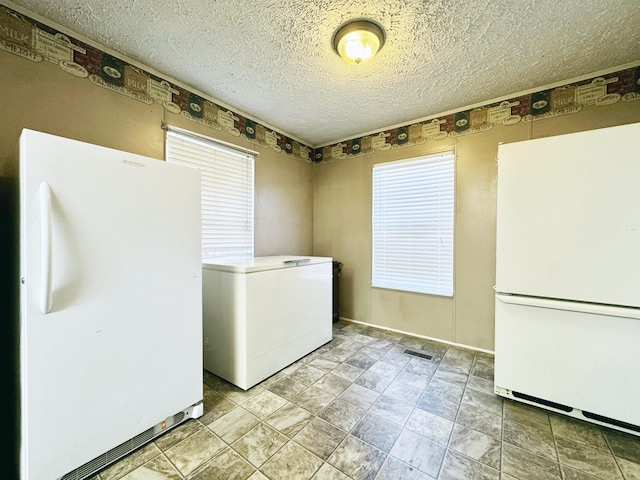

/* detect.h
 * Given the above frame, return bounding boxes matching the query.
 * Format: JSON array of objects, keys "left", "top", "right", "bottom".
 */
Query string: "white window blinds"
[
  {"left": 166, "top": 127, "right": 255, "bottom": 259},
  {"left": 372, "top": 152, "right": 455, "bottom": 296}
]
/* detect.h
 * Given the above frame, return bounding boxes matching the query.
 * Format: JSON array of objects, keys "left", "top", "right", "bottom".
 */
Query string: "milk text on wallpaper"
[{"left": 0, "top": 5, "right": 312, "bottom": 163}]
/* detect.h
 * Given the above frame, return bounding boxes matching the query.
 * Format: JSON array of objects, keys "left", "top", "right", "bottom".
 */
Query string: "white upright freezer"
[
  {"left": 19, "top": 129, "right": 204, "bottom": 479},
  {"left": 494, "top": 122, "right": 640, "bottom": 436},
  {"left": 202, "top": 255, "right": 333, "bottom": 390}
]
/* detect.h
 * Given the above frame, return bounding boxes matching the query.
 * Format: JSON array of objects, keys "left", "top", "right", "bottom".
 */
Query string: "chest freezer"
[{"left": 202, "top": 255, "right": 333, "bottom": 390}]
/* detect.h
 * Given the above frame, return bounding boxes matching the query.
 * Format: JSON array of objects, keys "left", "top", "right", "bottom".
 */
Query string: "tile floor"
[{"left": 91, "top": 320, "right": 640, "bottom": 480}]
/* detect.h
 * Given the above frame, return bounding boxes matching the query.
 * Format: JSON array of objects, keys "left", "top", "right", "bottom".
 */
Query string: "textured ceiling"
[{"left": 6, "top": 0, "right": 640, "bottom": 146}]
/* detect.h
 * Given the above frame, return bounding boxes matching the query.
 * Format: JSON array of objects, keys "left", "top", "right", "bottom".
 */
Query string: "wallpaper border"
[
  {"left": 312, "top": 65, "right": 640, "bottom": 164},
  {"left": 0, "top": 4, "right": 313, "bottom": 162},
  {"left": 1, "top": 4, "right": 639, "bottom": 166}
]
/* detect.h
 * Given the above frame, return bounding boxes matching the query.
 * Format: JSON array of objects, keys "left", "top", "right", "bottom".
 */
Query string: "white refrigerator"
[
  {"left": 19, "top": 129, "right": 204, "bottom": 479},
  {"left": 494, "top": 122, "right": 640, "bottom": 436}
]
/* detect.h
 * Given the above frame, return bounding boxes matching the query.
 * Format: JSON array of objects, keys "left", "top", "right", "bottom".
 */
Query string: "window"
[
  {"left": 372, "top": 152, "right": 454, "bottom": 296},
  {"left": 166, "top": 126, "right": 256, "bottom": 259}
]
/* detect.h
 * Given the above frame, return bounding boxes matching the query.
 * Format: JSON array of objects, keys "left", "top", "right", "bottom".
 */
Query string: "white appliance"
[
  {"left": 202, "top": 255, "right": 333, "bottom": 390},
  {"left": 494, "top": 122, "right": 640, "bottom": 436},
  {"left": 19, "top": 129, "right": 204, "bottom": 480}
]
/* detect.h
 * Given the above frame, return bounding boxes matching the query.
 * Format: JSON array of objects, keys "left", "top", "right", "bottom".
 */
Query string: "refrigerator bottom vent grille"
[
  {"left": 173, "top": 411, "right": 185, "bottom": 424},
  {"left": 59, "top": 410, "right": 187, "bottom": 480},
  {"left": 511, "top": 390, "right": 640, "bottom": 435},
  {"left": 512, "top": 391, "right": 572, "bottom": 412},
  {"left": 403, "top": 350, "right": 433, "bottom": 360},
  {"left": 583, "top": 410, "right": 640, "bottom": 434}
]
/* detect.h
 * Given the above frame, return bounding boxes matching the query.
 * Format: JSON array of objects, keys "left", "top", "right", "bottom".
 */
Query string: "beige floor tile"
[{"left": 84, "top": 321, "right": 640, "bottom": 480}]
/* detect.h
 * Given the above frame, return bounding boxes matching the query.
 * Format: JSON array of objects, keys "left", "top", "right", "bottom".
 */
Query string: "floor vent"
[{"left": 403, "top": 350, "right": 432, "bottom": 360}]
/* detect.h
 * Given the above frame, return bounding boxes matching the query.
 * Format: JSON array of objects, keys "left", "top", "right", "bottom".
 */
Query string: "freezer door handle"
[
  {"left": 283, "top": 258, "right": 310, "bottom": 266},
  {"left": 39, "top": 181, "right": 52, "bottom": 314}
]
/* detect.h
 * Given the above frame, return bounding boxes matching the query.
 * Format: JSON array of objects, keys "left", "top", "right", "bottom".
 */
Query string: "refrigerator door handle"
[
  {"left": 39, "top": 181, "right": 52, "bottom": 314},
  {"left": 495, "top": 292, "right": 640, "bottom": 319}
]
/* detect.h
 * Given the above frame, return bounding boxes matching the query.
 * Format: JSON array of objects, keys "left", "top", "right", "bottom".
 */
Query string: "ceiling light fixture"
[{"left": 332, "top": 19, "right": 385, "bottom": 65}]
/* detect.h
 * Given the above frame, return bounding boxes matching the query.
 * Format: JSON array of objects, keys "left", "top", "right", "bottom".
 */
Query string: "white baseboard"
[{"left": 337, "top": 317, "right": 494, "bottom": 355}]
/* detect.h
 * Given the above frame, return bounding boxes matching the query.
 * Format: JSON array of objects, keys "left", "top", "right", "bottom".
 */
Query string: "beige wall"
[
  {"left": 313, "top": 101, "right": 640, "bottom": 351},
  {"left": 3, "top": 42, "right": 639, "bottom": 353},
  {"left": 0, "top": 51, "right": 315, "bottom": 257}
]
